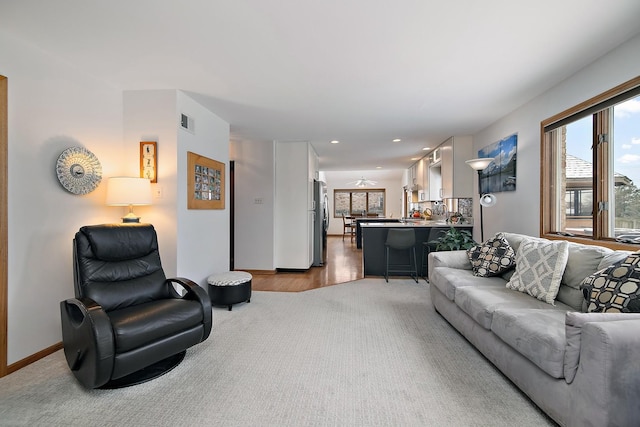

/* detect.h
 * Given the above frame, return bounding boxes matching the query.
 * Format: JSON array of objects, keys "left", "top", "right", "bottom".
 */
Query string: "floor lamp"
[{"left": 465, "top": 158, "right": 496, "bottom": 242}]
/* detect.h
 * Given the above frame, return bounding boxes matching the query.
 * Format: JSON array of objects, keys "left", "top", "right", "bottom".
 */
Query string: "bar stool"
[
  {"left": 384, "top": 228, "right": 418, "bottom": 283},
  {"left": 421, "top": 227, "right": 448, "bottom": 280}
]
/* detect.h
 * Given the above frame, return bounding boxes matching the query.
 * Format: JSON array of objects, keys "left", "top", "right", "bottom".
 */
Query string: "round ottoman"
[{"left": 207, "top": 271, "right": 252, "bottom": 311}]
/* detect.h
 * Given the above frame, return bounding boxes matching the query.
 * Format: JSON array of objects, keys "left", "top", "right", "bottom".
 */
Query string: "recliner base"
[{"left": 99, "top": 350, "right": 186, "bottom": 389}]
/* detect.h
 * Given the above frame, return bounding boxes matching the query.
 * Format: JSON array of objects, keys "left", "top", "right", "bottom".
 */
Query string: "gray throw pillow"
[{"left": 506, "top": 240, "right": 569, "bottom": 305}]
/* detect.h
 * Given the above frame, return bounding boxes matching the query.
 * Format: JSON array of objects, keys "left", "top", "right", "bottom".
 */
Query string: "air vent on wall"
[{"left": 180, "top": 113, "right": 195, "bottom": 134}]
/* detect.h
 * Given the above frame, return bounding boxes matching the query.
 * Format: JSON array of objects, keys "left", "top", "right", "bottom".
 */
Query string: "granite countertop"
[{"left": 359, "top": 220, "right": 472, "bottom": 228}]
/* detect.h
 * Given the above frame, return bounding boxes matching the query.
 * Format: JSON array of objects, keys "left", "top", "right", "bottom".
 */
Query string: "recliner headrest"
[{"left": 79, "top": 224, "right": 158, "bottom": 261}]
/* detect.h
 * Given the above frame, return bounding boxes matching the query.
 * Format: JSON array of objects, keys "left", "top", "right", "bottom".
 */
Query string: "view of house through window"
[
  {"left": 542, "top": 79, "right": 640, "bottom": 245},
  {"left": 334, "top": 189, "right": 385, "bottom": 217}
]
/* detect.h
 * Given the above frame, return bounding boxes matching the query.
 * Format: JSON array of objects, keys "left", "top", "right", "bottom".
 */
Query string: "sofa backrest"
[{"left": 500, "top": 232, "right": 631, "bottom": 312}]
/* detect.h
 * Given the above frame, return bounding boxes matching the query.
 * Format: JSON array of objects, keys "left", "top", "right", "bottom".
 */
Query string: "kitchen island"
[
  {"left": 354, "top": 218, "right": 401, "bottom": 248},
  {"left": 360, "top": 221, "right": 472, "bottom": 278}
]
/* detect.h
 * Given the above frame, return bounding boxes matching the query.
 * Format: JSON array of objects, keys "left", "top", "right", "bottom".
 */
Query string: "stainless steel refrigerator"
[{"left": 312, "top": 180, "right": 328, "bottom": 266}]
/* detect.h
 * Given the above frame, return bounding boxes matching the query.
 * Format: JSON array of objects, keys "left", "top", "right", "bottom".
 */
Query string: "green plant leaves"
[{"left": 429, "top": 227, "right": 476, "bottom": 251}]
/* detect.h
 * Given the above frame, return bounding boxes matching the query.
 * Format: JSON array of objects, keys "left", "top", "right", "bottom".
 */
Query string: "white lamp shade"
[
  {"left": 465, "top": 157, "right": 494, "bottom": 171},
  {"left": 480, "top": 193, "right": 497, "bottom": 207},
  {"left": 106, "top": 177, "right": 152, "bottom": 206}
]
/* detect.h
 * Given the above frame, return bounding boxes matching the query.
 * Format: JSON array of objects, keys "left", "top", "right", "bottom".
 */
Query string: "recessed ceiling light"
[
  {"left": 330, "top": 140, "right": 339, "bottom": 144},
  {"left": 422, "top": 147, "right": 430, "bottom": 151},
  {"left": 393, "top": 139, "right": 401, "bottom": 142},
  {"left": 376, "top": 166, "right": 382, "bottom": 169},
  {"left": 410, "top": 157, "right": 420, "bottom": 161}
]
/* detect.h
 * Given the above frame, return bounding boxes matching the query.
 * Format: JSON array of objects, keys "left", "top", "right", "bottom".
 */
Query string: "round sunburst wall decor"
[{"left": 55, "top": 146, "right": 103, "bottom": 195}]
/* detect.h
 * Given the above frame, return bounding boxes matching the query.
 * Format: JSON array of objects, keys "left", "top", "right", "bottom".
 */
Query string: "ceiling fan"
[{"left": 347, "top": 176, "right": 378, "bottom": 187}]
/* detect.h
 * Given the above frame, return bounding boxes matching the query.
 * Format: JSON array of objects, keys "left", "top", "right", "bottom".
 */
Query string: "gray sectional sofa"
[{"left": 428, "top": 232, "right": 640, "bottom": 427}]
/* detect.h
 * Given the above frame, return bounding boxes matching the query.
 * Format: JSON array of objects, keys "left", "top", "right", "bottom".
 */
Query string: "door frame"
[{"left": 1, "top": 75, "right": 8, "bottom": 377}]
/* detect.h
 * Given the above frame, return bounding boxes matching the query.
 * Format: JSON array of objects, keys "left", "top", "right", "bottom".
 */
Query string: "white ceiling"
[{"left": 2, "top": 1, "right": 640, "bottom": 172}]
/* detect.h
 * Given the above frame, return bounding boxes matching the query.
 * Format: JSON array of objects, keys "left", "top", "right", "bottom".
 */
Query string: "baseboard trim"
[
  {"left": 238, "top": 269, "right": 276, "bottom": 275},
  {"left": 6, "top": 341, "right": 63, "bottom": 376}
]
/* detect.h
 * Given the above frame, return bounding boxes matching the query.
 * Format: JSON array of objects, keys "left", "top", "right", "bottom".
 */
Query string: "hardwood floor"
[{"left": 251, "top": 235, "right": 363, "bottom": 292}]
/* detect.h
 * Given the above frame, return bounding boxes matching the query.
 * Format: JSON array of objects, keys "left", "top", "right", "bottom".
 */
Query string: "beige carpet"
[{"left": 0, "top": 279, "right": 555, "bottom": 426}]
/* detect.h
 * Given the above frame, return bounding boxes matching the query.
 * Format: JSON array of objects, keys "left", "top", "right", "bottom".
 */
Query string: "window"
[
  {"left": 334, "top": 189, "right": 385, "bottom": 217},
  {"left": 541, "top": 76, "right": 640, "bottom": 247}
]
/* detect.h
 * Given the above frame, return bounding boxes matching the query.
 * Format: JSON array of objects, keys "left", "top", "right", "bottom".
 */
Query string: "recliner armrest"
[
  {"left": 60, "top": 297, "right": 114, "bottom": 388},
  {"left": 168, "top": 277, "right": 212, "bottom": 341}
]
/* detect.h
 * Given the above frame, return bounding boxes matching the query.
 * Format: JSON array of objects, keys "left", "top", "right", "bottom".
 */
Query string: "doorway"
[{"left": 229, "top": 160, "right": 234, "bottom": 271}]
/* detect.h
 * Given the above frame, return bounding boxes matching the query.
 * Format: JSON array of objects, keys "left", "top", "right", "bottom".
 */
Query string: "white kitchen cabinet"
[
  {"left": 416, "top": 156, "right": 429, "bottom": 201},
  {"left": 275, "top": 141, "right": 318, "bottom": 269},
  {"left": 408, "top": 163, "right": 417, "bottom": 189},
  {"left": 402, "top": 168, "right": 410, "bottom": 188},
  {"left": 440, "top": 136, "right": 473, "bottom": 199},
  {"left": 429, "top": 161, "right": 442, "bottom": 201},
  {"left": 429, "top": 136, "right": 474, "bottom": 200}
]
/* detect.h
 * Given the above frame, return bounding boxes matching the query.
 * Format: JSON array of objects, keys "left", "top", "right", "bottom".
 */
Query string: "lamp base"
[{"left": 122, "top": 212, "right": 141, "bottom": 223}]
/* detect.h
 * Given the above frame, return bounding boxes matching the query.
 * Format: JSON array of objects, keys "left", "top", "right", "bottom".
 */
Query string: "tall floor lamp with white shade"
[{"left": 465, "top": 158, "right": 497, "bottom": 242}]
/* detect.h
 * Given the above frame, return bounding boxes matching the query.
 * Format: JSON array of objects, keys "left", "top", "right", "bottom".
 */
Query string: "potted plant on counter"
[{"left": 447, "top": 211, "right": 463, "bottom": 223}]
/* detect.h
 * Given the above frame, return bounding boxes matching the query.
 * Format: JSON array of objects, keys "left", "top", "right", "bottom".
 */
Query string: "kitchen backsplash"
[{"left": 411, "top": 197, "right": 473, "bottom": 219}]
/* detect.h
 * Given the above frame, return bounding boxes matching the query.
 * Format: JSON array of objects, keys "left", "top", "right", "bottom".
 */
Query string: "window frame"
[
  {"left": 540, "top": 75, "right": 640, "bottom": 250},
  {"left": 333, "top": 188, "right": 386, "bottom": 218}
]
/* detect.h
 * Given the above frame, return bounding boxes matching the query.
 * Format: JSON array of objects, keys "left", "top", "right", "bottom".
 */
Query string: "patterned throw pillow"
[
  {"left": 466, "top": 233, "right": 516, "bottom": 277},
  {"left": 579, "top": 252, "right": 640, "bottom": 313},
  {"left": 506, "top": 240, "right": 569, "bottom": 305}
]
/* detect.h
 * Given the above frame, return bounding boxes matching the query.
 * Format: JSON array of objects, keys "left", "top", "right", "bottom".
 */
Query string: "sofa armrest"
[
  {"left": 570, "top": 319, "right": 640, "bottom": 427},
  {"left": 428, "top": 250, "right": 471, "bottom": 271}
]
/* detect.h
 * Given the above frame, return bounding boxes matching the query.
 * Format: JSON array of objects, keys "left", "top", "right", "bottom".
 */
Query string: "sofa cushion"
[
  {"left": 467, "top": 233, "right": 516, "bottom": 277},
  {"left": 454, "top": 286, "right": 566, "bottom": 330},
  {"left": 564, "top": 311, "right": 640, "bottom": 383},
  {"left": 556, "top": 243, "right": 612, "bottom": 311},
  {"left": 108, "top": 299, "right": 204, "bottom": 352},
  {"left": 501, "top": 232, "right": 547, "bottom": 253},
  {"left": 506, "top": 240, "right": 569, "bottom": 305},
  {"left": 492, "top": 309, "right": 568, "bottom": 379},
  {"left": 556, "top": 285, "right": 585, "bottom": 313},
  {"left": 597, "top": 250, "right": 633, "bottom": 270},
  {"left": 563, "top": 243, "right": 611, "bottom": 290},
  {"left": 580, "top": 252, "right": 640, "bottom": 313},
  {"left": 429, "top": 267, "right": 505, "bottom": 301}
]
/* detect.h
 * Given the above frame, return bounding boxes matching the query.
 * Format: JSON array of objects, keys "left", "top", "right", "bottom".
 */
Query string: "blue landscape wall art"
[{"left": 478, "top": 133, "right": 517, "bottom": 194}]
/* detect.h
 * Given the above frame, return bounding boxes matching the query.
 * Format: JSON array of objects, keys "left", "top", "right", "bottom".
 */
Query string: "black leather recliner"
[{"left": 60, "top": 224, "right": 212, "bottom": 389}]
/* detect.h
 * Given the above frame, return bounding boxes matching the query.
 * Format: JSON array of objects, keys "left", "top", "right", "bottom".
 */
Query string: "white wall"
[
  {"left": 176, "top": 91, "right": 230, "bottom": 284},
  {"left": 470, "top": 33, "right": 640, "bottom": 242},
  {"left": 123, "top": 90, "right": 230, "bottom": 285},
  {"left": 123, "top": 90, "right": 179, "bottom": 274},
  {"left": 324, "top": 170, "right": 404, "bottom": 236},
  {"left": 230, "top": 140, "right": 275, "bottom": 271},
  {"left": 1, "top": 30, "right": 124, "bottom": 364}
]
